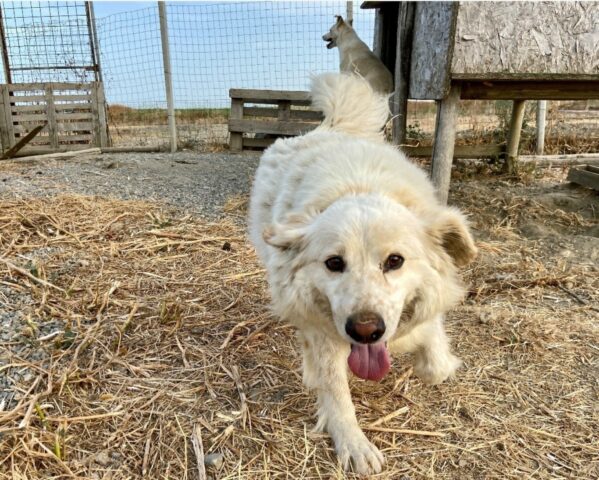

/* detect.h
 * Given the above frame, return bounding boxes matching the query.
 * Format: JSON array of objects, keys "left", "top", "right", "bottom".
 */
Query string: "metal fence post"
[{"left": 158, "top": 1, "right": 177, "bottom": 153}]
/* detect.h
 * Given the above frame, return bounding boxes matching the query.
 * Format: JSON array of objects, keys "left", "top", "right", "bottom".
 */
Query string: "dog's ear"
[
  {"left": 263, "top": 213, "right": 310, "bottom": 250},
  {"left": 335, "top": 15, "right": 344, "bottom": 26},
  {"left": 428, "top": 208, "right": 477, "bottom": 267}
]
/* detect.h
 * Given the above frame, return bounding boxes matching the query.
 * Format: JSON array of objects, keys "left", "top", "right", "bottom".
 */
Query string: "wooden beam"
[
  {"left": 392, "top": 1, "right": 415, "bottom": 145},
  {"left": 505, "top": 100, "right": 526, "bottom": 174},
  {"left": 229, "top": 98, "right": 244, "bottom": 152},
  {"left": 8, "top": 147, "right": 100, "bottom": 162},
  {"left": 567, "top": 165, "right": 599, "bottom": 191},
  {"left": 431, "top": 83, "right": 460, "bottom": 204},
  {"left": 519, "top": 153, "right": 599, "bottom": 166},
  {"left": 404, "top": 144, "right": 504, "bottom": 159},
  {"left": 460, "top": 81, "right": 599, "bottom": 100},
  {"left": 2, "top": 122, "right": 46, "bottom": 159},
  {"left": 229, "top": 89, "right": 311, "bottom": 103},
  {"left": 228, "top": 119, "right": 317, "bottom": 137}
]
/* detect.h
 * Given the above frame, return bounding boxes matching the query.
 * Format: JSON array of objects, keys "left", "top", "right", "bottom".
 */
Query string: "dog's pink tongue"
[{"left": 348, "top": 343, "right": 390, "bottom": 381}]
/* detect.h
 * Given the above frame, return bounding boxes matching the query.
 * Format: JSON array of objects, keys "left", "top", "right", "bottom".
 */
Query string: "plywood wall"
[{"left": 452, "top": 1, "right": 599, "bottom": 79}]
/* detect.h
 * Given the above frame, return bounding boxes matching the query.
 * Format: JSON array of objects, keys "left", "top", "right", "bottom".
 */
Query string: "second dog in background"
[{"left": 322, "top": 15, "right": 393, "bottom": 95}]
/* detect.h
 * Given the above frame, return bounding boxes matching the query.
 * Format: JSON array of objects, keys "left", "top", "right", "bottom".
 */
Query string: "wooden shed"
[{"left": 363, "top": 1, "right": 599, "bottom": 202}]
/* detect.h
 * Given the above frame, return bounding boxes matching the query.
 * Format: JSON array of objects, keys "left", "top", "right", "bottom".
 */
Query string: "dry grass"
[{"left": 0, "top": 183, "right": 597, "bottom": 479}]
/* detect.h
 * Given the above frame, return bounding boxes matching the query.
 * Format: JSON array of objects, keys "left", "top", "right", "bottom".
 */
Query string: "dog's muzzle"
[{"left": 345, "top": 311, "right": 385, "bottom": 344}]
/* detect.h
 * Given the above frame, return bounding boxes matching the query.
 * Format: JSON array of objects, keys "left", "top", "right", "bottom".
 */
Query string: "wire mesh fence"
[
  {"left": 1, "top": 1, "right": 598, "bottom": 154},
  {"left": 0, "top": 1, "right": 96, "bottom": 84},
  {"left": 96, "top": 1, "right": 375, "bottom": 150}
]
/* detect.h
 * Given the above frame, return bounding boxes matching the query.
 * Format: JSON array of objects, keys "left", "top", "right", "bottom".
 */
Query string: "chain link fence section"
[{"left": 95, "top": 2, "right": 374, "bottom": 150}]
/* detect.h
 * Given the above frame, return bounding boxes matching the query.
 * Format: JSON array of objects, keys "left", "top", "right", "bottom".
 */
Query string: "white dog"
[
  {"left": 249, "top": 73, "right": 477, "bottom": 475},
  {"left": 322, "top": 16, "right": 393, "bottom": 94}
]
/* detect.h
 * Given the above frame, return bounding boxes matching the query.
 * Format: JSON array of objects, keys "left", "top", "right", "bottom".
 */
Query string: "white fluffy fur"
[{"left": 248, "top": 74, "right": 477, "bottom": 475}]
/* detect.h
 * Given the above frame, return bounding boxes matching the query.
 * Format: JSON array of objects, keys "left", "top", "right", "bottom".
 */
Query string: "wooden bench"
[{"left": 228, "top": 89, "right": 323, "bottom": 151}]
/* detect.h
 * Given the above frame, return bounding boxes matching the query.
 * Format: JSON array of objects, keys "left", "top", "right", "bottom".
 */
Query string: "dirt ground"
[{"left": 0, "top": 152, "right": 597, "bottom": 479}]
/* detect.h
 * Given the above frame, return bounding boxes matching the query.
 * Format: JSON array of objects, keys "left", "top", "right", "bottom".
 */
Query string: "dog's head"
[
  {"left": 264, "top": 194, "right": 477, "bottom": 380},
  {"left": 322, "top": 15, "right": 352, "bottom": 49}
]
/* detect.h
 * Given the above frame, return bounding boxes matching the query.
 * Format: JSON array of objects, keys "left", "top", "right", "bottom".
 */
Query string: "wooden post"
[
  {"left": 392, "top": 2, "right": 415, "bottom": 145},
  {"left": 372, "top": 8, "right": 383, "bottom": 58},
  {"left": 505, "top": 99, "right": 526, "bottom": 174},
  {"left": 346, "top": 2, "right": 353, "bottom": 24},
  {"left": 229, "top": 98, "right": 243, "bottom": 152},
  {"left": 431, "top": 83, "right": 460, "bottom": 204},
  {"left": 536, "top": 100, "right": 547, "bottom": 155},
  {"left": 0, "top": 85, "right": 11, "bottom": 150},
  {"left": 158, "top": 2, "right": 177, "bottom": 153},
  {"left": 45, "top": 85, "right": 59, "bottom": 150}
]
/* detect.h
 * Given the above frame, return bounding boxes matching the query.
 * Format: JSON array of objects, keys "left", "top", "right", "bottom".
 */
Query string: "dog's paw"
[
  {"left": 335, "top": 430, "right": 385, "bottom": 475},
  {"left": 415, "top": 351, "right": 462, "bottom": 385}
]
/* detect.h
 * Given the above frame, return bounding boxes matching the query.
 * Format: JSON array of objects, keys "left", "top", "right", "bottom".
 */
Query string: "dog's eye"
[
  {"left": 325, "top": 256, "right": 345, "bottom": 273},
  {"left": 383, "top": 254, "right": 404, "bottom": 272}
]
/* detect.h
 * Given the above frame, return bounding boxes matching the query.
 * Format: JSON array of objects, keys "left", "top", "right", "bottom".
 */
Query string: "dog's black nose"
[{"left": 345, "top": 311, "right": 386, "bottom": 344}]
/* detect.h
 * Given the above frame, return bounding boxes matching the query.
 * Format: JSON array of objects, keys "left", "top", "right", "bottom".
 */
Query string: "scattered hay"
[{"left": 0, "top": 185, "right": 597, "bottom": 479}]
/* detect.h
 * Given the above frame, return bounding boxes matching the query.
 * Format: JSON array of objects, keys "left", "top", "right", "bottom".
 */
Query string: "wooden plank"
[
  {"left": 11, "top": 104, "right": 47, "bottom": 113},
  {"left": 409, "top": 2, "right": 458, "bottom": 100},
  {"left": 392, "top": 1, "right": 415, "bottom": 144},
  {"left": 10, "top": 147, "right": 101, "bottom": 162},
  {"left": 404, "top": 144, "right": 504, "bottom": 158},
  {"left": 52, "top": 94, "right": 92, "bottom": 103},
  {"left": 452, "top": 2, "right": 599, "bottom": 79},
  {"left": 102, "top": 146, "right": 163, "bottom": 153},
  {"left": 460, "top": 81, "right": 599, "bottom": 100},
  {"left": 229, "top": 98, "right": 244, "bottom": 152},
  {"left": 505, "top": 100, "right": 527, "bottom": 174},
  {"left": 243, "top": 137, "right": 276, "bottom": 149},
  {"left": 45, "top": 86, "right": 59, "bottom": 149},
  {"left": 55, "top": 112, "right": 94, "bottom": 121},
  {"left": 567, "top": 166, "right": 599, "bottom": 191},
  {"left": 9, "top": 95, "right": 46, "bottom": 103},
  {"left": 54, "top": 104, "right": 92, "bottom": 112},
  {"left": 0, "top": 85, "right": 12, "bottom": 150},
  {"left": 2, "top": 123, "right": 46, "bottom": 159},
  {"left": 519, "top": 154, "right": 599, "bottom": 166},
  {"left": 244, "top": 107, "right": 322, "bottom": 121},
  {"left": 11, "top": 113, "right": 47, "bottom": 122},
  {"left": 229, "top": 89, "right": 311, "bottom": 103},
  {"left": 57, "top": 134, "right": 94, "bottom": 143},
  {"left": 7, "top": 82, "right": 91, "bottom": 92},
  {"left": 95, "top": 82, "right": 109, "bottom": 147},
  {"left": 278, "top": 101, "right": 291, "bottom": 121},
  {"left": 57, "top": 122, "right": 94, "bottom": 132},
  {"left": 431, "top": 83, "right": 460, "bottom": 204},
  {"left": 228, "top": 118, "right": 318, "bottom": 136}
]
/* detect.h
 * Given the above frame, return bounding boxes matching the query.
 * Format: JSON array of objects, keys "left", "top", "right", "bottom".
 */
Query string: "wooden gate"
[{"left": 0, "top": 82, "right": 109, "bottom": 155}]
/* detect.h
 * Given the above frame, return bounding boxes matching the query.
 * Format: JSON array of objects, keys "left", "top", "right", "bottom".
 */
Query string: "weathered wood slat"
[
  {"left": 7, "top": 82, "right": 91, "bottom": 92},
  {"left": 45, "top": 86, "right": 59, "bottom": 149},
  {"left": 229, "top": 98, "right": 244, "bottom": 152},
  {"left": 460, "top": 81, "right": 599, "bottom": 100},
  {"left": 229, "top": 119, "right": 317, "bottom": 136},
  {"left": 243, "top": 137, "right": 276, "bottom": 149},
  {"left": 404, "top": 144, "right": 504, "bottom": 158},
  {"left": 57, "top": 122, "right": 94, "bottom": 132},
  {"left": 57, "top": 134, "right": 94, "bottom": 142},
  {"left": 9, "top": 95, "right": 46, "bottom": 103},
  {"left": 54, "top": 104, "right": 92, "bottom": 112},
  {"left": 230, "top": 88, "right": 311, "bottom": 104},
  {"left": 55, "top": 112, "right": 94, "bottom": 121},
  {"left": 11, "top": 113, "right": 48, "bottom": 122},
  {"left": 11, "top": 104, "right": 48, "bottom": 113},
  {"left": 567, "top": 165, "right": 599, "bottom": 191},
  {"left": 243, "top": 106, "right": 322, "bottom": 121}
]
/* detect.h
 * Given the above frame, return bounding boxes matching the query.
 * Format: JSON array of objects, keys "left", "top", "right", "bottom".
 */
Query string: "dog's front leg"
[{"left": 299, "top": 329, "right": 384, "bottom": 475}]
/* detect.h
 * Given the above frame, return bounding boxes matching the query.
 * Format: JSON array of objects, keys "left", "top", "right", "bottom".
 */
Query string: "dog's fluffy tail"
[{"left": 310, "top": 73, "right": 389, "bottom": 141}]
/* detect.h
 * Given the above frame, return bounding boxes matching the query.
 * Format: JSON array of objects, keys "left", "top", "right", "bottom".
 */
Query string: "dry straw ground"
[{"left": 0, "top": 169, "right": 597, "bottom": 479}]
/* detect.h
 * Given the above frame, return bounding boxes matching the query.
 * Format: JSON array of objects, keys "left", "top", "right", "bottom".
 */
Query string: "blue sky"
[{"left": 2, "top": 1, "right": 375, "bottom": 109}]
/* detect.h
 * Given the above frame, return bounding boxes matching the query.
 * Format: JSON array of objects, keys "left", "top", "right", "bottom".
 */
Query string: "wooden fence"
[{"left": 0, "top": 82, "right": 109, "bottom": 155}]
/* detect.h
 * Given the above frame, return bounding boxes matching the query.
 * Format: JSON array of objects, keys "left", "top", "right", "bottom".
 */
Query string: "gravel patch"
[{"left": 0, "top": 151, "right": 261, "bottom": 218}]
